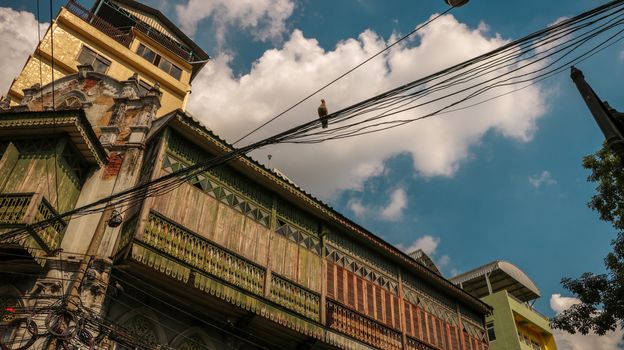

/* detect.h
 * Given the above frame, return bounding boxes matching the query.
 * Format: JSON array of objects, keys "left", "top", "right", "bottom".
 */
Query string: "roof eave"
[{"left": 146, "top": 110, "right": 491, "bottom": 315}]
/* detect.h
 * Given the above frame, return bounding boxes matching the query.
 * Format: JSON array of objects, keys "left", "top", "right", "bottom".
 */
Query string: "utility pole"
[{"left": 570, "top": 67, "right": 624, "bottom": 161}]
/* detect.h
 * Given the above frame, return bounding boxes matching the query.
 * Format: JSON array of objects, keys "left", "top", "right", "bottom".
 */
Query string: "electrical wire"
[
  {"left": 2, "top": 0, "right": 624, "bottom": 245},
  {"left": 112, "top": 267, "right": 286, "bottom": 350},
  {"left": 232, "top": 6, "right": 455, "bottom": 146},
  {"left": 0, "top": 253, "right": 278, "bottom": 350}
]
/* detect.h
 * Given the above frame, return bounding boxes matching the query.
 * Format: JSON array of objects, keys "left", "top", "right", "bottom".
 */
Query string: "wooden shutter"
[
  {"left": 419, "top": 310, "right": 428, "bottom": 343},
  {"left": 450, "top": 325, "right": 460, "bottom": 350},
  {"left": 404, "top": 302, "right": 413, "bottom": 337},
  {"left": 347, "top": 274, "right": 355, "bottom": 306},
  {"left": 392, "top": 296, "right": 400, "bottom": 329},
  {"left": 357, "top": 278, "right": 365, "bottom": 313},
  {"left": 336, "top": 266, "right": 345, "bottom": 303},
  {"left": 366, "top": 283, "right": 374, "bottom": 318},
  {"left": 327, "top": 263, "right": 335, "bottom": 298},
  {"left": 385, "top": 292, "right": 392, "bottom": 326}
]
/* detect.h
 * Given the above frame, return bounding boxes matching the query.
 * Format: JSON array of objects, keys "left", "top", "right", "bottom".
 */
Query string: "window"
[
  {"left": 486, "top": 323, "right": 496, "bottom": 342},
  {"left": 77, "top": 46, "right": 111, "bottom": 74},
  {"left": 158, "top": 57, "right": 182, "bottom": 80},
  {"left": 136, "top": 43, "right": 183, "bottom": 80},
  {"left": 136, "top": 43, "right": 157, "bottom": 64}
]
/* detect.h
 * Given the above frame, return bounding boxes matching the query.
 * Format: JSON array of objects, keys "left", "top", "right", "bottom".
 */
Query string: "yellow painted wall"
[{"left": 7, "top": 7, "right": 194, "bottom": 117}]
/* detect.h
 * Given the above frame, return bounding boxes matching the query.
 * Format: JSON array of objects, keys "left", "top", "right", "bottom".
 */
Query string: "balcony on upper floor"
[
  {"left": 65, "top": 0, "right": 198, "bottom": 63},
  {"left": 0, "top": 193, "right": 67, "bottom": 265}
]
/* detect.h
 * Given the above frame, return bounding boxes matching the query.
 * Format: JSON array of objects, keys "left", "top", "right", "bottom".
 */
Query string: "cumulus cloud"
[
  {"left": 380, "top": 188, "right": 407, "bottom": 220},
  {"left": 0, "top": 7, "right": 47, "bottom": 95},
  {"left": 529, "top": 170, "right": 557, "bottom": 188},
  {"left": 348, "top": 187, "right": 407, "bottom": 221},
  {"left": 396, "top": 235, "right": 440, "bottom": 256},
  {"left": 188, "top": 14, "right": 547, "bottom": 199},
  {"left": 550, "top": 294, "right": 624, "bottom": 350},
  {"left": 175, "top": 0, "right": 294, "bottom": 45}
]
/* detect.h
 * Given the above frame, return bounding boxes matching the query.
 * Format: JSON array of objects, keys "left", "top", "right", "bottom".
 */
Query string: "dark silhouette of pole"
[{"left": 570, "top": 67, "right": 624, "bottom": 159}]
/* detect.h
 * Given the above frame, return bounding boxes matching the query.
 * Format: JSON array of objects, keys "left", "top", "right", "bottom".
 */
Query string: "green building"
[{"left": 450, "top": 261, "right": 558, "bottom": 350}]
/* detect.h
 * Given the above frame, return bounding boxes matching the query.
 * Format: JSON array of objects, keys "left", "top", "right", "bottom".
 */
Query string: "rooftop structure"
[
  {"left": 450, "top": 260, "right": 541, "bottom": 302},
  {"left": 451, "top": 261, "right": 557, "bottom": 350}
]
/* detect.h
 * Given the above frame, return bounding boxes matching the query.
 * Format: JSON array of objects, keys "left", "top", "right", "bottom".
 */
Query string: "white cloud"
[
  {"left": 0, "top": 7, "right": 47, "bottom": 95},
  {"left": 550, "top": 294, "right": 624, "bottom": 350},
  {"left": 348, "top": 187, "right": 407, "bottom": 221},
  {"left": 437, "top": 254, "right": 451, "bottom": 268},
  {"left": 175, "top": 0, "right": 294, "bottom": 45},
  {"left": 529, "top": 170, "right": 557, "bottom": 188},
  {"left": 380, "top": 188, "right": 407, "bottom": 220},
  {"left": 396, "top": 235, "right": 440, "bottom": 256},
  {"left": 188, "top": 14, "right": 547, "bottom": 199}
]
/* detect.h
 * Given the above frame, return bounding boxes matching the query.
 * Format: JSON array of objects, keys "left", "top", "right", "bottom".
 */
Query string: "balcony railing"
[
  {"left": 507, "top": 292, "right": 551, "bottom": 323},
  {"left": 406, "top": 336, "right": 436, "bottom": 350},
  {"left": 66, "top": 0, "right": 133, "bottom": 47},
  {"left": 0, "top": 193, "right": 67, "bottom": 254},
  {"left": 65, "top": 0, "right": 194, "bottom": 62},
  {"left": 326, "top": 301, "right": 403, "bottom": 350}
]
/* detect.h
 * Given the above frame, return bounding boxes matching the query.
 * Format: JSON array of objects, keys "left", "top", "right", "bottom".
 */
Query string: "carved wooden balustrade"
[
  {"left": 406, "top": 337, "right": 436, "bottom": 350},
  {"left": 139, "top": 213, "right": 265, "bottom": 296},
  {"left": 327, "top": 301, "right": 402, "bottom": 350},
  {"left": 0, "top": 193, "right": 67, "bottom": 260},
  {"left": 269, "top": 274, "right": 320, "bottom": 321}
]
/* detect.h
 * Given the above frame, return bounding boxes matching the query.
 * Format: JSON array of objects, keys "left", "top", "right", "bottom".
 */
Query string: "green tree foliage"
[{"left": 551, "top": 145, "right": 624, "bottom": 335}]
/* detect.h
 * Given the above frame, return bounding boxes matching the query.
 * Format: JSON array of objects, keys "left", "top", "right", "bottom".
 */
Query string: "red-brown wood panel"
[
  {"left": 404, "top": 302, "right": 413, "bottom": 337},
  {"left": 357, "top": 278, "right": 365, "bottom": 313},
  {"left": 450, "top": 325, "right": 460, "bottom": 350},
  {"left": 375, "top": 287, "right": 383, "bottom": 322},
  {"left": 420, "top": 310, "right": 428, "bottom": 344},
  {"left": 347, "top": 274, "right": 355, "bottom": 307},
  {"left": 366, "top": 283, "right": 374, "bottom": 318},
  {"left": 327, "top": 262, "right": 335, "bottom": 299},
  {"left": 393, "top": 296, "right": 400, "bottom": 329}
]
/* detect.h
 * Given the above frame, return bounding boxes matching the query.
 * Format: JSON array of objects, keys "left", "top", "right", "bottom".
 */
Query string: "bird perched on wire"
[{"left": 318, "top": 99, "right": 329, "bottom": 128}]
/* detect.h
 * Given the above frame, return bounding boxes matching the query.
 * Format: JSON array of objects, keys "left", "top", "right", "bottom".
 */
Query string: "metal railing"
[
  {"left": 66, "top": 0, "right": 194, "bottom": 62},
  {"left": 66, "top": 0, "right": 133, "bottom": 47},
  {"left": 507, "top": 292, "right": 551, "bottom": 322}
]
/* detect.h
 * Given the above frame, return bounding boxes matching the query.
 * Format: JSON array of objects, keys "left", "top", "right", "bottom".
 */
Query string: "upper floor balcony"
[
  {"left": 65, "top": 0, "right": 202, "bottom": 64},
  {"left": 0, "top": 192, "right": 67, "bottom": 265}
]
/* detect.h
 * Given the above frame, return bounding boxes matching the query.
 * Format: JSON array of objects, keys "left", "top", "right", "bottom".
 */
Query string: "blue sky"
[{"left": 2, "top": 0, "right": 624, "bottom": 348}]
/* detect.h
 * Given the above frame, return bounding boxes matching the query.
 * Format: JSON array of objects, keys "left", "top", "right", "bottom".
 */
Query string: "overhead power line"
[
  {"left": 1, "top": 0, "right": 624, "bottom": 241},
  {"left": 232, "top": 6, "right": 455, "bottom": 146}
]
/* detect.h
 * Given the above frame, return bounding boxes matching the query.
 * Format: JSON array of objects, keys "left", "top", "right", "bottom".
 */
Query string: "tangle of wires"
[
  {"left": 275, "top": 0, "right": 624, "bottom": 144},
  {"left": 2, "top": 0, "right": 624, "bottom": 242}
]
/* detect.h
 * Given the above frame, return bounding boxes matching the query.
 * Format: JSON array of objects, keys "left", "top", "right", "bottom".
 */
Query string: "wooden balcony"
[{"left": 0, "top": 193, "right": 67, "bottom": 264}]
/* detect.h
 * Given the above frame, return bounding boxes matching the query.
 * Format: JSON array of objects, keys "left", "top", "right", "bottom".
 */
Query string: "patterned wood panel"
[{"left": 326, "top": 262, "right": 401, "bottom": 330}]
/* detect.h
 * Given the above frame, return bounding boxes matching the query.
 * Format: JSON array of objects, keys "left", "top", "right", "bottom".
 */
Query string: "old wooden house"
[{"left": 0, "top": 1, "right": 491, "bottom": 349}]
